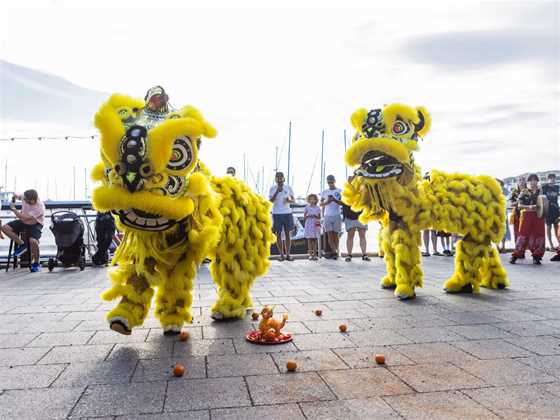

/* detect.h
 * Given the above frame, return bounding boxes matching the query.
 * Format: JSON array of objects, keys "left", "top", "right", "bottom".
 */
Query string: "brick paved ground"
[{"left": 1, "top": 253, "right": 559, "bottom": 419}]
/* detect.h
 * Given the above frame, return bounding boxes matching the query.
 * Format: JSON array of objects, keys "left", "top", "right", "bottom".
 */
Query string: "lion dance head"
[
  {"left": 343, "top": 103, "right": 431, "bottom": 221},
  {"left": 91, "top": 87, "right": 217, "bottom": 234},
  {"left": 346, "top": 103, "right": 431, "bottom": 183}
]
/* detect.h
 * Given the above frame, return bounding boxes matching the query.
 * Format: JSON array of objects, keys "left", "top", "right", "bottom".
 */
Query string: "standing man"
[
  {"left": 269, "top": 172, "right": 295, "bottom": 261},
  {"left": 542, "top": 173, "right": 559, "bottom": 250},
  {"left": 321, "top": 175, "right": 343, "bottom": 259},
  {"left": 1, "top": 189, "right": 45, "bottom": 272}
]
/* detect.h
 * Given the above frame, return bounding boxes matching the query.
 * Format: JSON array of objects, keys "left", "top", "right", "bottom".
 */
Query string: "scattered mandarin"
[
  {"left": 179, "top": 331, "right": 190, "bottom": 342},
  {"left": 339, "top": 324, "right": 347, "bottom": 333},
  {"left": 374, "top": 354, "right": 386, "bottom": 365},
  {"left": 286, "top": 360, "right": 297, "bottom": 372},
  {"left": 314, "top": 309, "right": 322, "bottom": 316},
  {"left": 173, "top": 363, "right": 186, "bottom": 377}
]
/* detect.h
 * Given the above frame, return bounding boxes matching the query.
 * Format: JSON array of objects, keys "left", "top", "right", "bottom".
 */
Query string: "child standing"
[{"left": 304, "top": 194, "right": 321, "bottom": 260}]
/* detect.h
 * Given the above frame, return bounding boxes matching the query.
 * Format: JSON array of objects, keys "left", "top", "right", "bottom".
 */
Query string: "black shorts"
[
  {"left": 7, "top": 219, "right": 43, "bottom": 240},
  {"left": 546, "top": 206, "right": 560, "bottom": 226},
  {"left": 272, "top": 213, "right": 294, "bottom": 233}
]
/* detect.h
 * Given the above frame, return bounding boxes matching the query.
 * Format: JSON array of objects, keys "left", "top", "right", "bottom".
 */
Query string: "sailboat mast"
[{"left": 287, "top": 121, "right": 292, "bottom": 185}]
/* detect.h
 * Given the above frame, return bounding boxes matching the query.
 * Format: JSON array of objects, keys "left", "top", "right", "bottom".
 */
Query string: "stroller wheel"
[
  {"left": 79, "top": 257, "right": 86, "bottom": 271},
  {"left": 48, "top": 258, "right": 55, "bottom": 272}
]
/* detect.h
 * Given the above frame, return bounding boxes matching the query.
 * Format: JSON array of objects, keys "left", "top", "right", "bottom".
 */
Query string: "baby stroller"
[{"left": 48, "top": 211, "right": 86, "bottom": 271}]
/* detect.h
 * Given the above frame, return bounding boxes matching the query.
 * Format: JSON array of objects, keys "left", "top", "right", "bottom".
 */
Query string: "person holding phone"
[{"left": 269, "top": 172, "right": 295, "bottom": 261}]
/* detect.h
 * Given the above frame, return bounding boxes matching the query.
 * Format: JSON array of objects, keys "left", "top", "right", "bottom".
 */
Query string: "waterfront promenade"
[{"left": 1, "top": 253, "right": 559, "bottom": 419}]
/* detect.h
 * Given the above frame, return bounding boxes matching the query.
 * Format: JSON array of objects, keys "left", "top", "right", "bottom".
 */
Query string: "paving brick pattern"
[{"left": 0, "top": 253, "right": 559, "bottom": 419}]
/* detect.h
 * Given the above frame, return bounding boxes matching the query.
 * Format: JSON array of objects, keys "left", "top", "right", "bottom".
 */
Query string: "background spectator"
[
  {"left": 304, "top": 193, "right": 321, "bottom": 260},
  {"left": 511, "top": 173, "right": 545, "bottom": 265},
  {"left": 269, "top": 172, "right": 295, "bottom": 261},
  {"left": 321, "top": 174, "right": 342, "bottom": 259},
  {"left": 422, "top": 230, "right": 439, "bottom": 256},
  {"left": 226, "top": 167, "right": 236, "bottom": 177},
  {"left": 542, "top": 173, "right": 559, "bottom": 250},
  {"left": 92, "top": 211, "right": 116, "bottom": 266},
  {"left": 437, "top": 231, "right": 453, "bottom": 256},
  {"left": 497, "top": 178, "right": 511, "bottom": 252},
  {"left": 509, "top": 176, "right": 527, "bottom": 244},
  {"left": 342, "top": 201, "right": 369, "bottom": 262},
  {"left": 1, "top": 189, "right": 45, "bottom": 272}
]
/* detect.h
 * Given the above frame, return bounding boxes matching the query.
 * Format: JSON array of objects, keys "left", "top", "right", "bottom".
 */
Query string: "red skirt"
[{"left": 512, "top": 210, "right": 545, "bottom": 258}]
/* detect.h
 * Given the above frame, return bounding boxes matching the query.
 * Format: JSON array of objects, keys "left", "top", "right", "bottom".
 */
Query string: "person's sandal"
[
  {"left": 286, "top": 255, "right": 294, "bottom": 261},
  {"left": 422, "top": 252, "right": 430, "bottom": 257},
  {"left": 279, "top": 255, "right": 285, "bottom": 262},
  {"left": 345, "top": 256, "right": 352, "bottom": 262},
  {"left": 362, "top": 254, "right": 371, "bottom": 261}
]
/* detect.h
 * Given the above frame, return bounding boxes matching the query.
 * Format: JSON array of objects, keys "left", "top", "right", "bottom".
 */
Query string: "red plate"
[{"left": 246, "top": 330, "right": 293, "bottom": 345}]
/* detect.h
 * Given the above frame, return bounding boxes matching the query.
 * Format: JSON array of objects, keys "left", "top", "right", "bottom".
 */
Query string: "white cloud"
[{"left": 0, "top": 0, "right": 558, "bottom": 199}]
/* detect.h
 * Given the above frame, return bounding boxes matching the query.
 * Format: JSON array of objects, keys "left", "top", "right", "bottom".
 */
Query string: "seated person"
[{"left": 1, "top": 189, "right": 45, "bottom": 272}]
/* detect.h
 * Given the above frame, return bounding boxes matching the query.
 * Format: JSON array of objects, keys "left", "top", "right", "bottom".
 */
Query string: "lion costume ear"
[
  {"left": 415, "top": 106, "right": 431, "bottom": 137},
  {"left": 350, "top": 108, "right": 369, "bottom": 130},
  {"left": 94, "top": 94, "right": 145, "bottom": 166},
  {"left": 179, "top": 106, "right": 217, "bottom": 139}
]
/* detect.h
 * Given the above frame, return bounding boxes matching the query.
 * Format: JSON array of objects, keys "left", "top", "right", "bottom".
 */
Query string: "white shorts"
[
  {"left": 324, "top": 215, "right": 342, "bottom": 233},
  {"left": 344, "top": 218, "right": 368, "bottom": 231}
]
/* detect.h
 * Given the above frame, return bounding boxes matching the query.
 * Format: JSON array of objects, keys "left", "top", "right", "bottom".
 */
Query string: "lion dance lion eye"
[
  {"left": 165, "top": 175, "right": 185, "bottom": 196},
  {"left": 167, "top": 137, "right": 194, "bottom": 171},
  {"left": 392, "top": 120, "right": 409, "bottom": 135}
]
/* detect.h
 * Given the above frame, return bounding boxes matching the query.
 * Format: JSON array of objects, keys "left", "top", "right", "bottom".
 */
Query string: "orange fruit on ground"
[
  {"left": 339, "top": 324, "right": 348, "bottom": 332},
  {"left": 173, "top": 363, "right": 186, "bottom": 377},
  {"left": 286, "top": 360, "right": 297, "bottom": 372},
  {"left": 374, "top": 354, "right": 386, "bottom": 365},
  {"left": 179, "top": 331, "right": 190, "bottom": 342},
  {"left": 314, "top": 309, "right": 322, "bottom": 316},
  {"left": 251, "top": 312, "right": 259, "bottom": 321}
]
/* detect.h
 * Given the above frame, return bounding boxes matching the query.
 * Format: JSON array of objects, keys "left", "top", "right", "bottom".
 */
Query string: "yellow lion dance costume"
[
  {"left": 343, "top": 103, "right": 508, "bottom": 300},
  {"left": 91, "top": 87, "right": 274, "bottom": 335}
]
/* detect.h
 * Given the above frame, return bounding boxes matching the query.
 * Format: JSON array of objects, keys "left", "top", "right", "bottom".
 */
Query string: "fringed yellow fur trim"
[
  {"left": 91, "top": 162, "right": 105, "bottom": 182},
  {"left": 350, "top": 108, "right": 369, "bottom": 131},
  {"left": 178, "top": 105, "right": 217, "bottom": 138},
  {"left": 345, "top": 137, "right": 411, "bottom": 168},
  {"left": 92, "top": 185, "right": 195, "bottom": 220}
]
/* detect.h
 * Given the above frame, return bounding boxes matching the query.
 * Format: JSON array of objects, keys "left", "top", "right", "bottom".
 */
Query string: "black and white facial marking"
[
  {"left": 355, "top": 150, "right": 404, "bottom": 179},
  {"left": 165, "top": 175, "right": 185, "bottom": 196},
  {"left": 113, "top": 208, "right": 175, "bottom": 231},
  {"left": 362, "top": 109, "right": 385, "bottom": 139},
  {"left": 167, "top": 136, "right": 194, "bottom": 172},
  {"left": 118, "top": 125, "right": 148, "bottom": 192}
]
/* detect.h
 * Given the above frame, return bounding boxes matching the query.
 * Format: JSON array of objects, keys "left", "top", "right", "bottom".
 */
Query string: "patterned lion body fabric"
[{"left": 91, "top": 88, "right": 274, "bottom": 335}]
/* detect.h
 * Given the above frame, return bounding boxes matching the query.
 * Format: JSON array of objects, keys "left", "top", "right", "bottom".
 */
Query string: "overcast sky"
[{"left": 0, "top": 0, "right": 558, "bottom": 200}]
